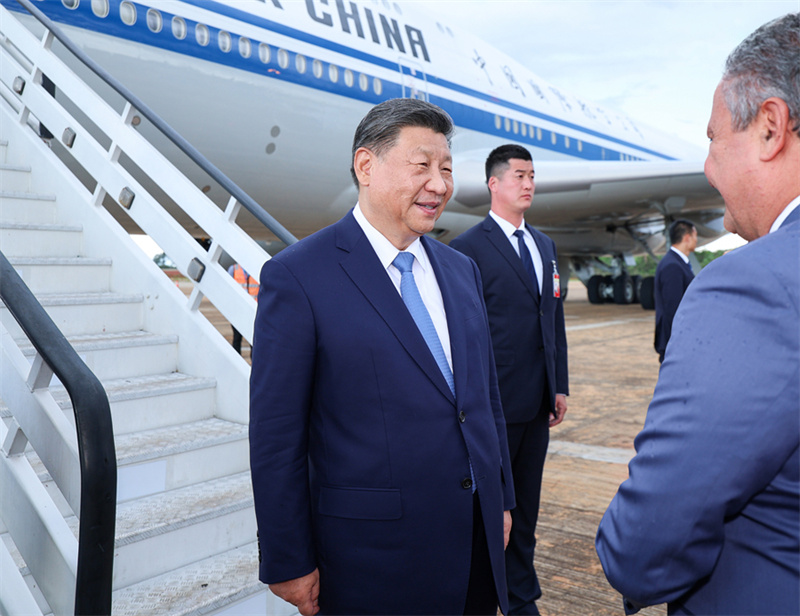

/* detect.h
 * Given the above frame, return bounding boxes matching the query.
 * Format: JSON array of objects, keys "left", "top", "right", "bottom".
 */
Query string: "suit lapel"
[
  {"left": 337, "top": 214, "right": 455, "bottom": 403},
  {"left": 483, "top": 216, "right": 540, "bottom": 304},
  {"left": 528, "top": 223, "right": 551, "bottom": 302}
]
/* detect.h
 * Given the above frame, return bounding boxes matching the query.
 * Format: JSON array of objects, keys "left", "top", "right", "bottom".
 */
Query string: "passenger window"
[
  {"left": 91, "top": 0, "right": 108, "bottom": 17},
  {"left": 146, "top": 9, "right": 162, "bottom": 33},
  {"left": 196, "top": 24, "right": 210, "bottom": 46},
  {"left": 278, "top": 49, "right": 289, "bottom": 69},
  {"left": 239, "top": 37, "right": 252, "bottom": 58},
  {"left": 120, "top": 1, "right": 136, "bottom": 25},
  {"left": 219, "top": 31, "right": 232, "bottom": 53},
  {"left": 172, "top": 17, "right": 187, "bottom": 40}
]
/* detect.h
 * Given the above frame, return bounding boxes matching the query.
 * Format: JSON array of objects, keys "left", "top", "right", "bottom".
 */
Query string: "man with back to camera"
[
  {"left": 450, "top": 144, "right": 568, "bottom": 616},
  {"left": 596, "top": 13, "right": 799, "bottom": 615},
  {"left": 653, "top": 219, "right": 697, "bottom": 363},
  {"left": 249, "top": 98, "right": 515, "bottom": 616}
]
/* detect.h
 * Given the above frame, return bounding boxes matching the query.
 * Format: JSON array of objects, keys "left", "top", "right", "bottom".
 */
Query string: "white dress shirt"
[
  {"left": 770, "top": 194, "right": 800, "bottom": 233},
  {"left": 353, "top": 204, "right": 453, "bottom": 371},
  {"left": 489, "top": 209, "right": 543, "bottom": 293},
  {"left": 670, "top": 245, "right": 690, "bottom": 264}
]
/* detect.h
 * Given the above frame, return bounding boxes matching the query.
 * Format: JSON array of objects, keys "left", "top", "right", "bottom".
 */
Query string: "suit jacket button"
[
  {"left": 458, "top": 411, "right": 466, "bottom": 423},
  {"left": 538, "top": 345, "right": 544, "bottom": 351},
  {"left": 539, "top": 310, "right": 544, "bottom": 317},
  {"left": 461, "top": 478, "right": 473, "bottom": 490}
]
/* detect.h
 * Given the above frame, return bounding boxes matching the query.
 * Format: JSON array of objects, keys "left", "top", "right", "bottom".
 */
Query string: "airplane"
[{"left": 4, "top": 0, "right": 725, "bottom": 305}]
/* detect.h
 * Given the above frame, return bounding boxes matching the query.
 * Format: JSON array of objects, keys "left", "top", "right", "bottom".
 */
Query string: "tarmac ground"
[{"left": 187, "top": 279, "right": 667, "bottom": 616}]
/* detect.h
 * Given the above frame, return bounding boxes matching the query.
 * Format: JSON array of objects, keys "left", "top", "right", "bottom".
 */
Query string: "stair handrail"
[
  {"left": 0, "top": 250, "right": 116, "bottom": 616},
  {"left": 13, "top": 0, "right": 298, "bottom": 249}
]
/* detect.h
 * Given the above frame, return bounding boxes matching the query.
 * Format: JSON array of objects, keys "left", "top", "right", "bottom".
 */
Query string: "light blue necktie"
[{"left": 392, "top": 252, "right": 455, "bottom": 397}]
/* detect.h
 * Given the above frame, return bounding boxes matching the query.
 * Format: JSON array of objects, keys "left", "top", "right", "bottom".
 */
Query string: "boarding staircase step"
[
  {"left": 111, "top": 542, "right": 263, "bottom": 616},
  {"left": 0, "top": 162, "right": 32, "bottom": 192},
  {"left": 15, "top": 330, "right": 180, "bottom": 382},
  {"left": 50, "top": 372, "right": 217, "bottom": 434},
  {"left": 6, "top": 256, "right": 112, "bottom": 294},
  {"left": 0, "top": 190, "right": 57, "bottom": 224},
  {"left": 73, "top": 471, "right": 256, "bottom": 588},
  {"left": 0, "top": 221, "right": 84, "bottom": 257},
  {"left": 0, "top": 291, "right": 144, "bottom": 337}
]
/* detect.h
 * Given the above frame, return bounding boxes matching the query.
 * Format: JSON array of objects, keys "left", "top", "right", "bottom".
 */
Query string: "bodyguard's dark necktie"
[{"left": 513, "top": 229, "right": 540, "bottom": 299}]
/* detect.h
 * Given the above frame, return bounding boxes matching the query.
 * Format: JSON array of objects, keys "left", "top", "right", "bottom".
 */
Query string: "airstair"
[{"left": 0, "top": 2, "right": 296, "bottom": 614}]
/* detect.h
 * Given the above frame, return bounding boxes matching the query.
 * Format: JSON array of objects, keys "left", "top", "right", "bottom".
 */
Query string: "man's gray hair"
[
  {"left": 350, "top": 98, "right": 454, "bottom": 187},
  {"left": 721, "top": 12, "right": 800, "bottom": 133}
]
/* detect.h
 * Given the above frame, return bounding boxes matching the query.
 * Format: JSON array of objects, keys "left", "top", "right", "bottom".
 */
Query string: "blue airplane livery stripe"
[{"left": 4, "top": 0, "right": 675, "bottom": 161}]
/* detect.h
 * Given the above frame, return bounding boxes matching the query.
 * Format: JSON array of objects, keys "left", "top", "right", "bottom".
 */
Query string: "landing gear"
[
  {"left": 639, "top": 276, "right": 655, "bottom": 310},
  {"left": 587, "top": 275, "right": 610, "bottom": 304},
  {"left": 613, "top": 274, "right": 634, "bottom": 304},
  {"left": 587, "top": 273, "right": 638, "bottom": 305}
]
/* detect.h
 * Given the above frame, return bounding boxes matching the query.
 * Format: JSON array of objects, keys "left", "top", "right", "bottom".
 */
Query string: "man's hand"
[
  {"left": 550, "top": 394, "right": 568, "bottom": 427},
  {"left": 503, "top": 510, "right": 512, "bottom": 549},
  {"left": 269, "top": 569, "right": 320, "bottom": 616}
]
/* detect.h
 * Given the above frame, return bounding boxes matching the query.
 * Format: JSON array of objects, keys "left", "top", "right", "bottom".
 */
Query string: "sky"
[{"left": 421, "top": 0, "right": 798, "bottom": 250}]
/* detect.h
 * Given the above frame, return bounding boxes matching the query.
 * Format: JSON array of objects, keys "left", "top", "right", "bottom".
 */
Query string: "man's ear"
[
  {"left": 758, "top": 97, "right": 791, "bottom": 162},
  {"left": 353, "top": 147, "right": 374, "bottom": 186},
  {"left": 487, "top": 175, "right": 498, "bottom": 195}
]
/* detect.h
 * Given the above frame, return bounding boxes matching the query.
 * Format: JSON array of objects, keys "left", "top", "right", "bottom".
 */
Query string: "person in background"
[
  {"left": 653, "top": 219, "right": 696, "bottom": 363},
  {"left": 227, "top": 262, "right": 258, "bottom": 354},
  {"left": 451, "top": 144, "right": 568, "bottom": 616}
]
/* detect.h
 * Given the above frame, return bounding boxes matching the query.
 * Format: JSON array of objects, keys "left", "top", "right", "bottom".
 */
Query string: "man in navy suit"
[
  {"left": 596, "top": 13, "right": 799, "bottom": 615},
  {"left": 249, "top": 99, "right": 515, "bottom": 616},
  {"left": 653, "top": 219, "right": 696, "bottom": 362},
  {"left": 450, "top": 145, "right": 568, "bottom": 615}
]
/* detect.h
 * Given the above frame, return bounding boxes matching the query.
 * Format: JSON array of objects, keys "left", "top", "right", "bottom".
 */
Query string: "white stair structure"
[{"left": 0, "top": 3, "right": 297, "bottom": 614}]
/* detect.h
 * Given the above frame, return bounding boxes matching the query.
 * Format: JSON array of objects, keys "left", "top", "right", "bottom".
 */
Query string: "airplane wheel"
[
  {"left": 613, "top": 275, "right": 634, "bottom": 304},
  {"left": 640, "top": 276, "right": 655, "bottom": 310},
  {"left": 587, "top": 275, "right": 603, "bottom": 304},
  {"left": 602, "top": 276, "right": 615, "bottom": 303},
  {"left": 631, "top": 275, "right": 642, "bottom": 303}
]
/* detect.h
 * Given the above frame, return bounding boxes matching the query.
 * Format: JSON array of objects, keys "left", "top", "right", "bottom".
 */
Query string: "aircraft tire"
[
  {"left": 587, "top": 275, "right": 603, "bottom": 304},
  {"left": 631, "top": 275, "right": 642, "bottom": 303},
  {"left": 640, "top": 276, "right": 655, "bottom": 310},
  {"left": 613, "top": 275, "right": 634, "bottom": 304}
]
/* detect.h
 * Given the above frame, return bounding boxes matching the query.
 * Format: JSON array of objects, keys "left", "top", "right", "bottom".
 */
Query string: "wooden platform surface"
[{"left": 185, "top": 280, "right": 667, "bottom": 615}]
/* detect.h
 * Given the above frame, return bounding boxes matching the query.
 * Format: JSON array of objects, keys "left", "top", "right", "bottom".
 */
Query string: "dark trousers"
[
  {"left": 231, "top": 326, "right": 242, "bottom": 355},
  {"left": 505, "top": 405, "right": 550, "bottom": 615},
  {"left": 463, "top": 493, "right": 498, "bottom": 616}
]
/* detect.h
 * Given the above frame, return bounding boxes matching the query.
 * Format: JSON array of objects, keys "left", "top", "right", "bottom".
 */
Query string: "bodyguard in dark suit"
[
  {"left": 653, "top": 219, "right": 697, "bottom": 362},
  {"left": 597, "top": 13, "right": 800, "bottom": 615},
  {"left": 249, "top": 99, "right": 515, "bottom": 616},
  {"left": 450, "top": 145, "right": 568, "bottom": 615}
]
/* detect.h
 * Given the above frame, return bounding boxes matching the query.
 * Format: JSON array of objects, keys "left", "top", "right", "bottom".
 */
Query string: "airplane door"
[{"left": 398, "top": 59, "right": 428, "bottom": 101}]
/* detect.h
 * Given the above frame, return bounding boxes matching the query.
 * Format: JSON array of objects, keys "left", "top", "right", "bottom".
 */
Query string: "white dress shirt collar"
[
  {"left": 353, "top": 203, "right": 431, "bottom": 273},
  {"left": 669, "top": 245, "right": 690, "bottom": 264},
  {"left": 769, "top": 194, "right": 800, "bottom": 233},
  {"left": 490, "top": 209, "right": 527, "bottom": 239}
]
